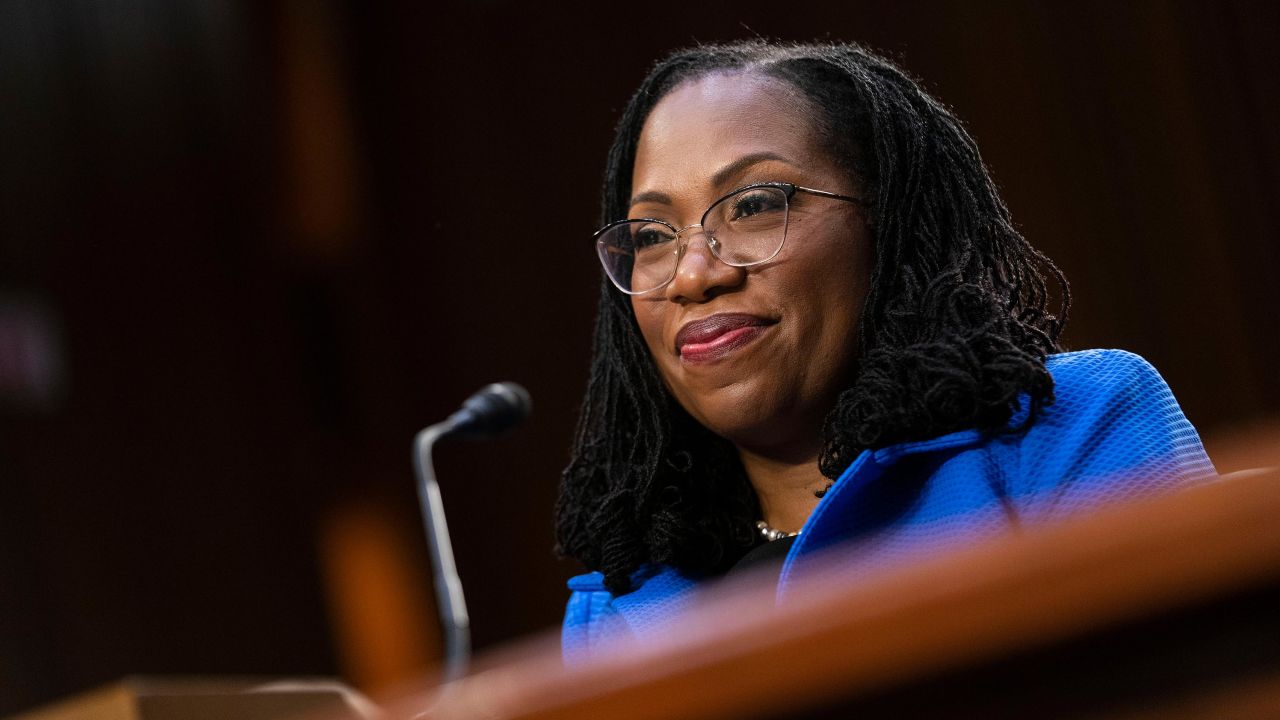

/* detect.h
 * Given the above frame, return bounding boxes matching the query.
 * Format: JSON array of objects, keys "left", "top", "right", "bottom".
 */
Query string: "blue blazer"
[{"left": 561, "top": 349, "right": 1217, "bottom": 661}]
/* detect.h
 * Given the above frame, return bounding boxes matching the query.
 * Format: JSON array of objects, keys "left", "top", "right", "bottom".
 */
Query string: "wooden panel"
[{"left": 10, "top": 678, "right": 366, "bottom": 720}]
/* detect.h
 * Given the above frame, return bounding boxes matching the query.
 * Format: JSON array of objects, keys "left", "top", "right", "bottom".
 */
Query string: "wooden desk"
[{"left": 388, "top": 465, "right": 1280, "bottom": 719}]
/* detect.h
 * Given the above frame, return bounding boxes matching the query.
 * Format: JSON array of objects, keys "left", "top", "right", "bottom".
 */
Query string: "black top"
[{"left": 727, "top": 535, "right": 797, "bottom": 579}]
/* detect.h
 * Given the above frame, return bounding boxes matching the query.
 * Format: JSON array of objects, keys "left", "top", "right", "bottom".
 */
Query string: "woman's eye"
[
  {"left": 730, "top": 190, "right": 785, "bottom": 220},
  {"left": 633, "top": 225, "right": 675, "bottom": 249}
]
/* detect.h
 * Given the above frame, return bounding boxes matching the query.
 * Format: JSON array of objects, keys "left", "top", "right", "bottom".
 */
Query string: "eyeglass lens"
[{"left": 596, "top": 185, "right": 790, "bottom": 294}]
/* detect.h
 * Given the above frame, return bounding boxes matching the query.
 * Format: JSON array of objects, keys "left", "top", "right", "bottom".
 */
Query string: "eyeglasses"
[{"left": 593, "top": 181, "right": 860, "bottom": 295}]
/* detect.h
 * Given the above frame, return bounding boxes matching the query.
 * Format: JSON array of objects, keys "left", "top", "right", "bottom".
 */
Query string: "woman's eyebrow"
[
  {"left": 627, "top": 151, "right": 794, "bottom": 209},
  {"left": 710, "top": 151, "right": 791, "bottom": 187},
  {"left": 628, "top": 189, "right": 673, "bottom": 208}
]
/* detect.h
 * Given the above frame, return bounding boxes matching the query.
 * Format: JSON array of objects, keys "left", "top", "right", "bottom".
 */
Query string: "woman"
[{"left": 556, "top": 40, "right": 1215, "bottom": 658}]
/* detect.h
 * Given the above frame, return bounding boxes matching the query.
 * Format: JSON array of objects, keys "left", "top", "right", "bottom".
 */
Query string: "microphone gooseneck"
[{"left": 412, "top": 381, "right": 531, "bottom": 682}]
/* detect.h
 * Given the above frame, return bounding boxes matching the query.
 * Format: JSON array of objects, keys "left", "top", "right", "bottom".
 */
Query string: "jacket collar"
[
  {"left": 869, "top": 428, "right": 986, "bottom": 465},
  {"left": 778, "top": 427, "right": 987, "bottom": 597}
]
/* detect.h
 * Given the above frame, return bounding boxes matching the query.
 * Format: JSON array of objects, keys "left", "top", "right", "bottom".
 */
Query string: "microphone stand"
[
  {"left": 412, "top": 420, "right": 470, "bottom": 682},
  {"left": 410, "top": 382, "right": 530, "bottom": 685}
]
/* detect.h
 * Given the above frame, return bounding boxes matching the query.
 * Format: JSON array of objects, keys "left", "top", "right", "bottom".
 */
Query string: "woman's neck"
[{"left": 737, "top": 444, "right": 829, "bottom": 534}]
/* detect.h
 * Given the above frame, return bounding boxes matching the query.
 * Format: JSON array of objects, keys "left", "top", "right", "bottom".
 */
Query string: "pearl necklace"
[
  {"left": 757, "top": 482, "right": 832, "bottom": 541},
  {"left": 755, "top": 520, "right": 800, "bottom": 542}
]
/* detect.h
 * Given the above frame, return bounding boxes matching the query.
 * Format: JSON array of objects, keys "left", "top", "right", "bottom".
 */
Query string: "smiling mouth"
[{"left": 676, "top": 313, "right": 776, "bottom": 365}]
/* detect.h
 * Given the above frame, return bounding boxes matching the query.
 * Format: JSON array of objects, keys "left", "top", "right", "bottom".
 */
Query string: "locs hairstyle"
[{"left": 556, "top": 40, "right": 1070, "bottom": 594}]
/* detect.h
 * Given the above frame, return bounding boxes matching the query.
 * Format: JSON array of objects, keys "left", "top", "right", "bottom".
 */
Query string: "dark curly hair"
[{"left": 556, "top": 40, "right": 1069, "bottom": 595}]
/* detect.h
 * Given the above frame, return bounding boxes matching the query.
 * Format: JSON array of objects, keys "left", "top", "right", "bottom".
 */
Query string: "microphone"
[
  {"left": 412, "top": 382, "right": 531, "bottom": 682},
  {"left": 440, "top": 382, "right": 532, "bottom": 439}
]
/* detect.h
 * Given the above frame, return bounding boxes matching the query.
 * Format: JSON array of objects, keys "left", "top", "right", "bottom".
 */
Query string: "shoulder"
[
  {"left": 995, "top": 348, "right": 1193, "bottom": 461},
  {"left": 1045, "top": 347, "right": 1167, "bottom": 392},
  {"left": 562, "top": 565, "right": 701, "bottom": 662},
  {"left": 1005, "top": 348, "right": 1216, "bottom": 516},
  {"left": 563, "top": 570, "right": 618, "bottom": 631},
  {"left": 1038, "top": 348, "right": 1203, "bottom": 445},
  {"left": 562, "top": 572, "right": 621, "bottom": 664}
]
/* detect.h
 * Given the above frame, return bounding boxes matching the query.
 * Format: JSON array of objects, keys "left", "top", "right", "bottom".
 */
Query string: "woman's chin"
[{"left": 691, "top": 403, "right": 818, "bottom": 461}]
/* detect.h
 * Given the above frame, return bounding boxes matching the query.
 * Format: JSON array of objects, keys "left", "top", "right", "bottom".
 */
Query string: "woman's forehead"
[{"left": 630, "top": 73, "right": 825, "bottom": 201}]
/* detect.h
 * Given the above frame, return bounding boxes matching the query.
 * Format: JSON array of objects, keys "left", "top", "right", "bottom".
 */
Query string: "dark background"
[{"left": 1, "top": 0, "right": 1277, "bottom": 713}]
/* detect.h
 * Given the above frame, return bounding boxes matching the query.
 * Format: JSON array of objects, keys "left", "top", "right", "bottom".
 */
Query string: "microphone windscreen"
[{"left": 450, "top": 382, "right": 532, "bottom": 437}]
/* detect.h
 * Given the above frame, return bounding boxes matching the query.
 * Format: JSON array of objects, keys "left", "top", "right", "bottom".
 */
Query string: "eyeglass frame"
[{"left": 592, "top": 181, "right": 861, "bottom": 296}]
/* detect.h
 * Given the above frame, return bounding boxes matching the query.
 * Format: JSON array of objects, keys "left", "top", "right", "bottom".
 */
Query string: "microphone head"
[{"left": 448, "top": 381, "right": 532, "bottom": 438}]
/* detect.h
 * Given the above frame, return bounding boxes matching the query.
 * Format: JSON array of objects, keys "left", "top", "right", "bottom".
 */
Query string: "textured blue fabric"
[{"left": 561, "top": 349, "right": 1216, "bottom": 659}]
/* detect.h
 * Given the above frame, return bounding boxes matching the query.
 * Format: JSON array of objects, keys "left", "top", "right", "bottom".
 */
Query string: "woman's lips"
[{"left": 675, "top": 313, "right": 775, "bottom": 364}]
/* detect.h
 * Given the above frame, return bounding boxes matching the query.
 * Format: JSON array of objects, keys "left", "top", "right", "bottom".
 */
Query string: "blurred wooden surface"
[
  {"left": 8, "top": 678, "right": 369, "bottom": 720},
  {"left": 380, "top": 455, "right": 1280, "bottom": 719}
]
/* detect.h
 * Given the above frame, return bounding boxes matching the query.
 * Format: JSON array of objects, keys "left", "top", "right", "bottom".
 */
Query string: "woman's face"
[{"left": 629, "top": 71, "right": 874, "bottom": 459}]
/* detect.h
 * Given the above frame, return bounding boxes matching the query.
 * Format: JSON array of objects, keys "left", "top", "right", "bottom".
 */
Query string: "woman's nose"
[{"left": 664, "top": 229, "right": 747, "bottom": 302}]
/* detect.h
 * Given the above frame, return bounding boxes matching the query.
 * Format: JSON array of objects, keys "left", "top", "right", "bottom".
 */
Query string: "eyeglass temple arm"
[{"left": 793, "top": 185, "right": 861, "bottom": 204}]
